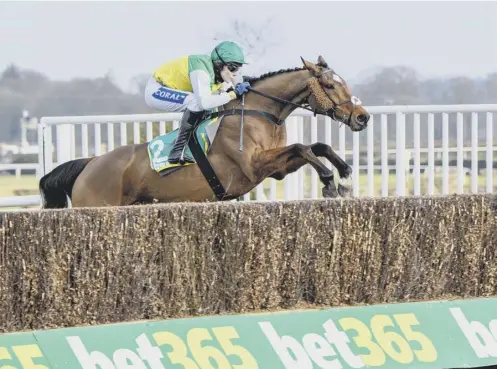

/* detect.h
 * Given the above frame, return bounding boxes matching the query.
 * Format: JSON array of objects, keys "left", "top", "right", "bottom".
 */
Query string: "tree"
[
  {"left": 484, "top": 73, "right": 497, "bottom": 103},
  {"left": 129, "top": 74, "right": 150, "bottom": 95},
  {"left": 0, "top": 64, "right": 21, "bottom": 81},
  {"left": 354, "top": 66, "right": 421, "bottom": 105},
  {"left": 444, "top": 76, "right": 479, "bottom": 104}
]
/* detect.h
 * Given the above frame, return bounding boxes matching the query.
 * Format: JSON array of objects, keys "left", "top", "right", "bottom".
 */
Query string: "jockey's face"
[
  {"left": 226, "top": 62, "right": 241, "bottom": 73},
  {"left": 220, "top": 64, "right": 239, "bottom": 84}
]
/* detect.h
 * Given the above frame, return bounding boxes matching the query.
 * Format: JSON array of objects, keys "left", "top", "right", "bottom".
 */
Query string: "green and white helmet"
[{"left": 211, "top": 41, "right": 247, "bottom": 66}]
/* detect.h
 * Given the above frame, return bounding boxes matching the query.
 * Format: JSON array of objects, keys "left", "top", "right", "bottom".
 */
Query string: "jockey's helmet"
[{"left": 211, "top": 41, "right": 246, "bottom": 72}]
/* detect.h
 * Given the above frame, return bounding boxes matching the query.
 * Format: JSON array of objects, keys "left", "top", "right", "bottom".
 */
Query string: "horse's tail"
[{"left": 39, "top": 158, "right": 94, "bottom": 209}]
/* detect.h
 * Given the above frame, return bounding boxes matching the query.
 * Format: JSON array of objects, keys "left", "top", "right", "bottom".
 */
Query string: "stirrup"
[{"left": 168, "top": 143, "right": 194, "bottom": 164}]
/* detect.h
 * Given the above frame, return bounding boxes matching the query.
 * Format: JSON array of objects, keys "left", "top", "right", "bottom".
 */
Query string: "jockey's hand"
[
  {"left": 220, "top": 81, "right": 233, "bottom": 92},
  {"left": 234, "top": 82, "right": 251, "bottom": 97}
]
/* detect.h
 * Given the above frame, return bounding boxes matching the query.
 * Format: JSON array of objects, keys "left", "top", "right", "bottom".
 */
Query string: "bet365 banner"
[{"left": 1, "top": 297, "right": 497, "bottom": 369}]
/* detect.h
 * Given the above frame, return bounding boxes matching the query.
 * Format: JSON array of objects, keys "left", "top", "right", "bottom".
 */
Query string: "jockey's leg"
[
  {"left": 144, "top": 77, "right": 190, "bottom": 112},
  {"left": 144, "top": 77, "right": 205, "bottom": 165},
  {"left": 167, "top": 109, "right": 205, "bottom": 164}
]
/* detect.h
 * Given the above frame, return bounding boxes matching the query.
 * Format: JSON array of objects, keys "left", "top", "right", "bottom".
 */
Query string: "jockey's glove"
[{"left": 234, "top": 82, "right": 251, "bottom": 97}]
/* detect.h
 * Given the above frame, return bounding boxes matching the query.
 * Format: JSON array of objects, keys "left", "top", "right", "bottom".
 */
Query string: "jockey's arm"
[{"left": 189, "top": 70, "right": 235, "bottom": 110}]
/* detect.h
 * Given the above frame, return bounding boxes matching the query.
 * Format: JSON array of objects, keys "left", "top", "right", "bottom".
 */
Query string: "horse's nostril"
[{"left": 357, "top": 114, "right": 369, "bottom": 124}]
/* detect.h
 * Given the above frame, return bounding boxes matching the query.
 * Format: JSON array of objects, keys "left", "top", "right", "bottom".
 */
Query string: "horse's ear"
[
  {"left": 301, "top": 56, "right": 321, "bottom": 75},
  {"left": 317, "top": 55, "right": 329, "bottom": 68}
]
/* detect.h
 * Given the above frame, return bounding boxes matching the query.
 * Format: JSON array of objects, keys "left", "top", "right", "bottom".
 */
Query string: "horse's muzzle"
[{"left": 357, "top": 114, "right": 370, "bottom": 125}]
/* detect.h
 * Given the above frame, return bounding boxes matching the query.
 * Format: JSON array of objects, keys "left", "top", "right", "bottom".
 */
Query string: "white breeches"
[{"left": 144, "top": 77, "right": 204, "bottom": 112}]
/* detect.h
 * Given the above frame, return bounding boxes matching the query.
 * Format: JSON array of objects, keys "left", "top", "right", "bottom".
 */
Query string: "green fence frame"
[{"left": 2, "top": 296, "right": 497, "bottom": 369}]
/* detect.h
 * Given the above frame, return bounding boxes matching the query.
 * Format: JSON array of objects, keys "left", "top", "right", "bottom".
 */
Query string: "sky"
[{"left": 0, "top": 0, "right": 496, "bottom": 92}]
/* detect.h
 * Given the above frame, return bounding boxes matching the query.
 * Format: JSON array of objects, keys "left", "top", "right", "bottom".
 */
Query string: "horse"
[{"left": 39, "top": 55, "right": 370, "bottom": 208}]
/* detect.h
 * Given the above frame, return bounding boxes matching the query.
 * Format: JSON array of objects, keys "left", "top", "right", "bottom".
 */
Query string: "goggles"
[{"left": 214, "top": 47, "right": 242, "bottom": 73}]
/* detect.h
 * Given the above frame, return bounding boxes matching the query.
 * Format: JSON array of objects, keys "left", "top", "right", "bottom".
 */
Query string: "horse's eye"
[{"left": 326, "top": 84, "right": 334, "bottom": 89}]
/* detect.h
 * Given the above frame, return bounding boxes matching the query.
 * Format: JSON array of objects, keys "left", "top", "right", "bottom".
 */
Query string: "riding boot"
[{"left": 168, "top": 109, "right": 205, "bottom": 165}]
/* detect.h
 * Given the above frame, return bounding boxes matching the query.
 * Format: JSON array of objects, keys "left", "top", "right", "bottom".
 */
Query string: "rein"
[
  {"left": 208, "top": 86, "right": 313, "bottom": 126},
  {"left": 209, "top": 69, "right": 357, "bottom": 127}
]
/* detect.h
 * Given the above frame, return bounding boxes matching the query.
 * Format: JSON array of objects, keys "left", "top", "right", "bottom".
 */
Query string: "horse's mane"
[{"left": 243, "top": 67, "right": 307, "bottom": 85}]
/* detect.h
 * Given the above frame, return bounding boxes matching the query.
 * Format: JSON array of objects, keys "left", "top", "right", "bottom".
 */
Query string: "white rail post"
[
  {"left": 471, "top": 112, "right": 478, "bottom": 193},
  {"left": 413, "top": 113, "right": 421, "bottom": 196},
  {"left": 367, "top": 114, "right": 375, "bottom": 197},
  {"left": 56, "top": 124, "right": 73, "bottom": 166},
  {"left": 396, "top": 112, "right": 406, "bottom": 196},
  {"left": 486, "top": 112, "right": 493, "bottom": 193},
  {"left": 94, "top": 123, "right": 102, "bottom": 156},
  {"left": 40, "top": 119, "right": 54, "bottom": 175},
  {"left": 381, "top": 114, "right": 388, "bottom": 197},
  {"left": 37, "top": 121, "right": 46, "bottom": 177},
  {"left": 456, "top": 112, "right": 464, "bottom": 193},
  {"left": 352, "top": 128, "right": 360, "bottom": 197},
  {"left": 427, "top": 113, "right": 435, "bottom": 195},
  {"left": 442, "top": 112, "right": 449, "bottom": 194}
]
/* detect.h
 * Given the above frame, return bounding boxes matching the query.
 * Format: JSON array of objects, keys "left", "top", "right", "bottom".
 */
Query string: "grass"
[
  {"left": 0, "top": 175, "right": 40, "bottom": 211},
  {"left": 0, "top": 175, "right": 39, "bottom": 197}
]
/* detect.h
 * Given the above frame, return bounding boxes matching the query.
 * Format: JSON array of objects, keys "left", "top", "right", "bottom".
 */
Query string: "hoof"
[
  {"left": 338, "top": 183, "right": 352, "bottom": 197},
  {"left": 322, "top": 183, "right": 338, "bottom": 198},
  {"left": 337, "top": 175, "right": 353, "bottom": 197}
]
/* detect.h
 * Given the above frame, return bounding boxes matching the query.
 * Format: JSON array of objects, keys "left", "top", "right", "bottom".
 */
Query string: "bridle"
[
  {"left": 310, "top": 68, "right": 359, "bottom": 127},
  {"left": 224, "top": 68, "right": 359, "bottom": 127}
]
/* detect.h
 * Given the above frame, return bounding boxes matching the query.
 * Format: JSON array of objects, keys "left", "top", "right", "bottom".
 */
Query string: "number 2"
[{"left": 150, "top": 140, "right": 165, "bottom": 161}]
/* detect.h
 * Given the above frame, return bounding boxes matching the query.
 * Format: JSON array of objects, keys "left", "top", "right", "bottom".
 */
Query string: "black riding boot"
[{"left": 168, "top": 109, "right": 205, "bottom": 165}]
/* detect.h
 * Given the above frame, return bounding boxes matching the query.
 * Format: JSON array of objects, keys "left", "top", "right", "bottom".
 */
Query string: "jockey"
[{"left": 144, "top": 41, "right": 251, "bottom": 165}]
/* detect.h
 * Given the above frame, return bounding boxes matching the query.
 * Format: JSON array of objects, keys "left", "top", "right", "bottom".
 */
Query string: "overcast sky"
[{"left": 1, "top": 1, "right": 496, "bottom": 91}]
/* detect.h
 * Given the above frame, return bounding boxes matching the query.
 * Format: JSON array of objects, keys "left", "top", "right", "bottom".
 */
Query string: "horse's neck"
[{"left": 245, "top": 69, "right": 311, "bottom": 120}]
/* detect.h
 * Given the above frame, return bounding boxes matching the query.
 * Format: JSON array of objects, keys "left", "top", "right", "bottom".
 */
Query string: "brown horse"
[{"left": 39, "top": 56, "right": 370, "bottom": 208}]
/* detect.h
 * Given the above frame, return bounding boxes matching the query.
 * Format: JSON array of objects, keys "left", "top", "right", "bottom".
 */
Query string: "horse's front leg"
[
  {"left": 254, "top": 143, "right": 339, "bottom": 198},
  {"left": 309, "top": 142, "right": 353, "bottom": 197}
]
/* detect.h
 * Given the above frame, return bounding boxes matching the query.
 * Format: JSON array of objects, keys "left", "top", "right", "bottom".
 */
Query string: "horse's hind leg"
[
  {"left": 71, "top": 146, "right": 136, "bottom": 207},
  {"left": 254, "top": 144, "right": 339, "bottom": 198}
]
